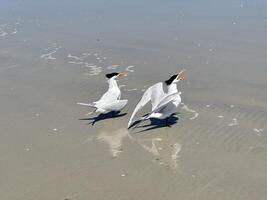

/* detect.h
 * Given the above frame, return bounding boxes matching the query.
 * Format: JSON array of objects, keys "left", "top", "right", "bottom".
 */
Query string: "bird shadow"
[
  {"left": 79, "top": 111, "right": 127, "bottom": 126},
  {"left": 132, "top": 114, "right": 179, "bottom": 133}
]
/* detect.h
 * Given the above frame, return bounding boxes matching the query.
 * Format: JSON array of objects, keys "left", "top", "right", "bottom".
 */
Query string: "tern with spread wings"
[
  {"left": 78, "top": 72, "right": 128, "bottom": 114},
  {"left": 128, "top": 70, "right": 185, "bottom": 128}
]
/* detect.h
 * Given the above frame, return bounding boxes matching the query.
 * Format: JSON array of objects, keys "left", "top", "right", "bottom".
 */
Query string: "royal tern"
[
  {"left": 78, "top": 72, "right": 128, "bottom": 114},
  {"left": 128, "top": 70, "right": 185, "bottom": 128}
]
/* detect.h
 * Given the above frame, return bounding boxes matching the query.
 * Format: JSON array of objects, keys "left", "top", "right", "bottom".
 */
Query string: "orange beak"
[
  {"left": 177, "top": 69, "right": 186, "bottom": 80},
  {"left": 118, "top": 72, "right": 127, "bottom": 77}
]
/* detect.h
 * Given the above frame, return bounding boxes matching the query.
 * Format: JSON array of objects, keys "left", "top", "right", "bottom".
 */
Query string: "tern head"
[
  {"left": 106, "top": 72, "right": 127, "bottom": 80},
  {"left": 165, "top": 70, "right": 186, "bottom": 85}
]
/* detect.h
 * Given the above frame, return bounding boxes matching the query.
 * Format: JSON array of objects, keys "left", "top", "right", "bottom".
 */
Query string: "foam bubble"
[
  {"left": 125, "top": 65, "right": 135, "bottom": 72},
  {"left": 124, "top": 88, "right": 138, "bottom": 92},
  {"left": 228, "top": 118, "right": 238, "bottom": 126},
  {"left": 107, "top": 65, "right": 119, "bottom": 70},
  {"left": 67, "top": 54, "right": 84, "bottom": 61},
  {"left": 181, "top": 103, "right": 199, "bottom": 120},
  {"left": 253, "top": 128, "right": 263, "bottom": 136},
  {"left": 41, "top": 44, "right": 61, "bottom": 60},
  {"left": 84, "top": 63, "right": 102, "bottom": 76}
]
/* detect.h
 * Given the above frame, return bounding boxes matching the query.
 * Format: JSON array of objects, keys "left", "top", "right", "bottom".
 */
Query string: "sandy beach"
[{"left": 1, "top": 0, "right": 267, "bottom": 199}]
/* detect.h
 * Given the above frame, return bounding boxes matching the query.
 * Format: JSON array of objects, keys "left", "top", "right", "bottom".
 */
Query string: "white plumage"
[
  {"left": 128, "top": 70, "right": 185, "bottom": 128},
  {"left": 78, "top": 72, "right": 128, "bottom": 114}
]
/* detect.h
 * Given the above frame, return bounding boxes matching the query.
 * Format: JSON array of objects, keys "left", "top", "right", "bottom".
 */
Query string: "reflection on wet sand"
[
  {"left": 96, "top": 124, "right": 182, "bottom": 170},
  {"left": 97, "top": 128, "right": 130, "bottom": 158},
  {"left": 135, "top": 137, "right": 182, "bottom": 170}
]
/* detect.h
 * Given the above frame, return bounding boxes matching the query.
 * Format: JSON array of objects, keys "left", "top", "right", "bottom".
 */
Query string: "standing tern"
[
  {"left": 78, "top": 72, "right": 128, "bottom": 115},
  {"left": 128, "top": 70, "right": 185, "bottom": 128}
]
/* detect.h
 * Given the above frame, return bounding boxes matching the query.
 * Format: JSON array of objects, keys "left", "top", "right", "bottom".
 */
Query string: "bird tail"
[{"left": 77, "top": 102, "right": 96, "bottom": 108}]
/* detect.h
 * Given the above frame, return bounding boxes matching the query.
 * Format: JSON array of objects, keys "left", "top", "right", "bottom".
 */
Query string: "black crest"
[
  {"left": 106, "top": 72, "right": 119, "bottom": 79},
  {"left": 165, "top": 74, "right": 178, "bottom": 85}
]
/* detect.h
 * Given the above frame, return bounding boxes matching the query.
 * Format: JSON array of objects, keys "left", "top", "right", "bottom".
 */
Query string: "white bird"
[
  {"left": 128, "top": 70, "right": 185, "bottom": 128},
  {"left": 78, "top": 72, "right": 128, "bottom": 114}
]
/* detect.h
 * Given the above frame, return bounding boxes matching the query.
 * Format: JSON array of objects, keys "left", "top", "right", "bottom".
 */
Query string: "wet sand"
[{"left": 1, "top": 0, "right": 267, "bottom": 199}]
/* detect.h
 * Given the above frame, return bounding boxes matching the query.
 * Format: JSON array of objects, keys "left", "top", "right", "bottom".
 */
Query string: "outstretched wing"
[
  {"left": 128, "top": 82, "right": 165, "bottom": 128},
  {"left": 150, "top": 82, "right": 166, "bottom": 110}
]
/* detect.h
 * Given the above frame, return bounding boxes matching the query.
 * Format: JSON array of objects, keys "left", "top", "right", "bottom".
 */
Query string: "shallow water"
[{"left": 0, "top": 0, "right": 267, "bottom": 199}]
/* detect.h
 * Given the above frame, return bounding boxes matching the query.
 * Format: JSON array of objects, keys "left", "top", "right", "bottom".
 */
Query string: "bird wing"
[
  {"left": 128, "top": 82, "right": 166, "bottom": 128},
  {"left": 150, "top": 82, "right": 166, "bottom": 110},
  {"left": 95, "top": 88, "right": 120, "bottom": 106},
  {"left": 101, "top": 100, "right": 128, "bottom": 112},
  {"left": 152, "top": 92, "right": 179, "bottom": 113}
]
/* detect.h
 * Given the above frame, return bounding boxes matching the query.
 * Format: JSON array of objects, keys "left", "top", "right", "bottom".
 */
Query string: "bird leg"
[{"left": 166, "top": 117, "right": 171, "bottom": 127}]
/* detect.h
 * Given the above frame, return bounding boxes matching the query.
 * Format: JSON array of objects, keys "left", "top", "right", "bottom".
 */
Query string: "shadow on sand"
[
  {"left": 131, "top": 114, "right": 179, "bottom": 133},
  {"left": 79, "top": 111, "right": 127, "bottom": 125}
]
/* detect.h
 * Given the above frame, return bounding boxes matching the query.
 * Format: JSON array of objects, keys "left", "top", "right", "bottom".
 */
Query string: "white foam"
[
  {"left": 0, "top": 22, "right": 19, "bottom": 37},
  {"left": 40, "top": 51, "right": 57, "bottom": 60},
  {"left": 125, "top": 65, "right": 135, "bottom": 72},
  {"left": 0, "top": 32, "right": 7, "bottom": 37},
  {"left": 124, "top": 88, "right": 138, "bottom": 92},
  {"left": 84, "top": 63, "right": 102, "bottom": 76},
  {"left": 181, "top": 103, "right": 199, "bottom": 120},
  {"left": 68, "top": 61, "right": 84, "bottom": 65},
  {"left": 253, "top": 128, "right": 263, "bottom": 132},
  {"left": 119, "top": 85, "right": 126, "bottom": 88},
  {"left": 10, "top": 29, "right": 17, "bottom": 35},
  {"left": 67, "top": 54, "right": 84, "bottom": 60},
  {"left": 218, "top": 115, "right": 224, "bottom": 118},
  {"left": 41, "top": 44, "right": 61, "bottom": 60},
  {"left": 107, "top": 65, "right": 119, "bottom": 70},
  {"left": 228, "top": 118, "right": 238, "bottom": 126},
  {"left": 253, "top": 128, "right": 263, "bottom": 136}
]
